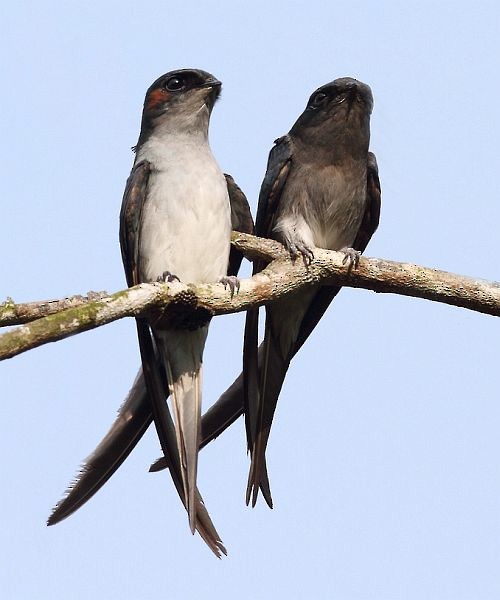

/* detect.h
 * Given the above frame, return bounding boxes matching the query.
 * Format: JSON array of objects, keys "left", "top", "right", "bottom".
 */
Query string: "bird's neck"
[
  {"left": 135, "top": 128, "right": 211, "bottom": 169},
  {"left": 293, "top": 128, "right": 370, "bottom": 166},
  {"left": 136, "top": 106, "right": 210, "bottom": 153}
]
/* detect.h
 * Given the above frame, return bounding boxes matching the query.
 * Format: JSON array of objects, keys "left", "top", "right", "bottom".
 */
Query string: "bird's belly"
[
  {"left": 276, "top": 164, "right": 367, "bottom": 253},
  {"left": 313, "top": 185, "right": 366, "bottom": 251},
  {"left": 138, "top": 169, "right": 231, "bottom": 284}
]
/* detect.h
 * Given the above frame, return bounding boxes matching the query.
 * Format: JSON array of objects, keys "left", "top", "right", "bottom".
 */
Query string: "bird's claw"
[
  {"left": 219, "top": 275, "right": 240, "bottom": 298},
  {"left": 156, "top": 271, "right": 180, "bottom": 283},
  {"left": 289, "top": 242, "right": 314, "bottom": 267},
  {"left": 341, "top": 247, "right": 361, "bottom": 272}
]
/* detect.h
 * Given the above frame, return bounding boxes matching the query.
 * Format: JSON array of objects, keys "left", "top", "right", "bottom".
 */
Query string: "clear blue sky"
[{"left": 2, "top": 2, "right": 499, "bottom": 599}]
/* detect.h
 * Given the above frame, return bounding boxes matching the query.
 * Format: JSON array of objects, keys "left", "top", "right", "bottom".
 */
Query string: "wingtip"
[
  {"left": 246, "top": 453, "right": 274, "bottom": 508},
  {"left": 263, "top": 492, "right": 273, "bottom": 510},
  {"left": 46, "top": 463, "right": 95, "bottom": 526},
  {"left": 46, "top": 513, "right": 57, "bottom": 527},
  {"left": 246, "top": 472, "right": 254, "bottom": 506},
  {"left": 246, "top": 453, "right": 262, "bottom": 507},
  {"left": 46, "top": 501, "right": 71, "bottom": 527},
  {"left": 188, "top": 506, "right": 197, "bottom": 535},
  {"left": 47, "top": 500, "right": 71, "bottom": 526},
  {"left": 245, "top": 477, "right": 259, "bottom": 508},
  {"left": 259, "top": 459, "right": 274, "bottom": 508},
  {"left": 148, "top": 457, "right": 167, "bottom": 472}
]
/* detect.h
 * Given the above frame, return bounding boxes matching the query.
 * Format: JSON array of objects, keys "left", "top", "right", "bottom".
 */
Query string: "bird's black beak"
[
  {"left": 201, "top": 77, "right": 222, "bottom": 89},
  {"left": 202, "top": 79, "right": 222, "bottom": 105}
]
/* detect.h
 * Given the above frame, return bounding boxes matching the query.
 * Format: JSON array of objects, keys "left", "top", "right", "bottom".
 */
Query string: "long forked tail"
[
  {"left": 156, "top": 327, "right": 207, "bottom": 535},
  {"left": 246, "top": 325, "right": 290, "bottom": 507},
  {"left": 140, "top": 321, "right": 225, "bottom": 557},
  {"left": 245, "top": 287, "right": 319, "bottom": 507}
]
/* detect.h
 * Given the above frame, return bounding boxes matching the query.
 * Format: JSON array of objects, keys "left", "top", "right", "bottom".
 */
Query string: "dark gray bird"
[
  {"left": 48, "top": 76, "right": 380, "bottom": 522},
  {"left": 243, "top": 77, "right": 379, "bottom": 506}
]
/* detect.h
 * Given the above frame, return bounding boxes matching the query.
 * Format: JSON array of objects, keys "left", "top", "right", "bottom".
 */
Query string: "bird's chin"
[{"left": 340, "top": 97, "right": 368, "bottom": 121}]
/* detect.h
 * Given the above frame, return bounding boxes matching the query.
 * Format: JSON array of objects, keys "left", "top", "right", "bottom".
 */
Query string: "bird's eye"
[
  {"left": 165, "top": 76, "right": 186, "bottom": 91},
  {"left": 311, "top": 92, "right": 328, "bottom": 108}
]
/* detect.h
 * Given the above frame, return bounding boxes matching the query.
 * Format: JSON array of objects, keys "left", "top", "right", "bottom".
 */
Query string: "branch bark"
[
  {"left": 1, "top": 232, "right": 499, "bottom": 361},
  {"left": 0, "top": 292, "right": 109, "bottom": 327}
]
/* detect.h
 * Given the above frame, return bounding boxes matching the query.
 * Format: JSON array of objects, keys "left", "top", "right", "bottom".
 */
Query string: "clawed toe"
[
  {"left": 219, "top": 275, "right": 240, "bottom": 298},
  {"left": 157, "top": 271, "right": 180, "bottom": 283},
  {"left": 341, "top": 247, "right": 361, "bottom": 272},
  {"left": 289, "top": 243, "right": 314, "bottom": 267}
]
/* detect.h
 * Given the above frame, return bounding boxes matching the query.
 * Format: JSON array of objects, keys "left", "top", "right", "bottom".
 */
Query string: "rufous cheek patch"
[{"left": 145, "top": 88, "right": 170, "bottom": 110}]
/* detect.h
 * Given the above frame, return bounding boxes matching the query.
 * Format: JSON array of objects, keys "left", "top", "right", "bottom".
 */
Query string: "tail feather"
[
  {"left": 194, "top": 489, "right": 227, "bottom": 557},
  {"left": 150, "top": 351, "right": 274, "bottom": 506},
  {"left": 157, "top": 327, "right": 207, "bottom": 535},
  {"left": 139, "top": 321, "right": 224, "bottom": 556},
  {"left": 246, "top": 290, "right": 315, "bottom": 506},
  {"left": 246, "top": 326, "right": 289, "bottom": 507},
  {"left": 167, "top": 365, "right": 202, "bottom": 534}
]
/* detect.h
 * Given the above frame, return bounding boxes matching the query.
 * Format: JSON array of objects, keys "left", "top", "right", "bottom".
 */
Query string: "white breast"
[{"left": 136, "top": 134, "right": 231, "bottom": 284}]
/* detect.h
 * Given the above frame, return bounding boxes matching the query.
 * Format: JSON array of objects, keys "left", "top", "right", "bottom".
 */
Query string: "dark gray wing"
[
  {"left": 254, "top": 135, "right": 293, "bottom": 246},
  {"left": 352, "top": 152, "right": 381, "bottom": 253},
  {"left": 243, "top": 135, "right": 293, "bottom": 505},
  {"left": 225, "top": 173, "right": 254, "bottom": 276},
  {"left": 48, "top": 160, "right": 151, "bottom": 526},
  {"left": 119, "top": 161, "right": 151, "bottom": 287}
]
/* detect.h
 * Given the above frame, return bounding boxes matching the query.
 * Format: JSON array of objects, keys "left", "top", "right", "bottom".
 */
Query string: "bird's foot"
[
  {"left": 219, "top": 275, "right": 240, "bottom": 298},
  {"left": 288, "top": 241, "right": 314, "bottom": 267},
  {"left": 157, "top": 271, "right": 180, "bottom": 283},
  {"left": 340, "top": 247, "right": 361, "bottom": 273}
]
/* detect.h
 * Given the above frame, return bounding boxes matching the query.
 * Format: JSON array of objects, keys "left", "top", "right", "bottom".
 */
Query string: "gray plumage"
[{"left": 244, "top": 77, "right": 377, "bottom": 506}]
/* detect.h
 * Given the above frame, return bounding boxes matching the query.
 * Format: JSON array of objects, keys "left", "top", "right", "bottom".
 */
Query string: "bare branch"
[
  {"left": 1, "top": 233, "right": 499, "bottom": 362},
  {"left": 0, "top": 292, "right": 109, "bottom": 326}
]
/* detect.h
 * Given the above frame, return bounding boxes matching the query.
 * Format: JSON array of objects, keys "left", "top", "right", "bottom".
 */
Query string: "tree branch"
[
  {"left": 1, "top": 232, "right": 499, "bottom": 361},
  {"left": 0, "top": 292, "right": 109, "bottom": 327}
]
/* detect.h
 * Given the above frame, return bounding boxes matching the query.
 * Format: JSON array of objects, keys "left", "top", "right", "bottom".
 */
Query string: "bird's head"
[
  {"left": 138, "top": 69, "right": 222, "bottom": 142},
  {"left": 290, "top": 77, "right": 373, "bottom": 158}
]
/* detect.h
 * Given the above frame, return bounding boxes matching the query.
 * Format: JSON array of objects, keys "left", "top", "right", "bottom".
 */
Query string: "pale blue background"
[{"left": 1, "top": 2, "right": 500, "bottom": 599}]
